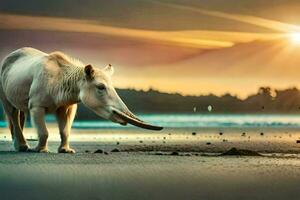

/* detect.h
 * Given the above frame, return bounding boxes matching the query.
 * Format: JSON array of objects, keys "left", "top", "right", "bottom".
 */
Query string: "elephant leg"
[
  {"left": 19, "top": 111, "right": 25, "bottom": 131},
  {"left": 3, "top": 102, "right": 29, "bottom": 151},
  {"left": 30, "top": 107, "right": 49, "bottom": 153},
  {"left": 56, "top": 104, "right": 77, "bottom": 153}
]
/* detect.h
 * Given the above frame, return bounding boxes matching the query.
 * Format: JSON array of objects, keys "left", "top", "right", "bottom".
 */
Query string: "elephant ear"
[
  {"left": 84, "top": 64, "right": 94, "bottom": 80},
  {"left": 104, "top": 64, "right": 114, "bottom": 76}
]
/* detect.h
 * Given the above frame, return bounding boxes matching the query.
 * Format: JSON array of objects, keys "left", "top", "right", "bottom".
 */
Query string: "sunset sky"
[{"left": 1, "top": 0, "right": 300, "bottom": 98}]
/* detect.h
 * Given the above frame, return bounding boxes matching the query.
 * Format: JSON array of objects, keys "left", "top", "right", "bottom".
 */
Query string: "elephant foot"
[
  {"left": 16, "top": 144, "right": 30, "bottom": 152},
  {"left": 33, "top": 146, "right": 49, "bottom": 153},
  {"left": 58, "top": 146, "right": 75, "bottom": 153}
]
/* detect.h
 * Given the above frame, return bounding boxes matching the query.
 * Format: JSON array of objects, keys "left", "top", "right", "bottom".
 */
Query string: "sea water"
[
  {"left": 1, "top": 114, "right": 300, "bottom": 129},
  {"left": 71, "top": 114, "right": 300, "bottom": 129}
]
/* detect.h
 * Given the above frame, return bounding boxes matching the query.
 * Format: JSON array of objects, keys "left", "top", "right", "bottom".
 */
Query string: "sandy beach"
[
  {"left": 1, "top": 148, "right": 300, "bottom": 200},
  {"left": 1, "top": 126, "right": 300, "bottom": 200}
]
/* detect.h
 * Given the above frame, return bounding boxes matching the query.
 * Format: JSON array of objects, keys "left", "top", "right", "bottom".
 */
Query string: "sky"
[{"left": 1, "top": 0, "right": 300, "bottom": 98}]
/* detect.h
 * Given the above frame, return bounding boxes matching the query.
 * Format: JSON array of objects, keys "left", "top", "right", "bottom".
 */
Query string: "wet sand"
[
  {"left": 1, "top": 126, "right": 300, "bottom": 153},
  {"left": 1, "top": 127, "right": 300, "bottom": 200}
]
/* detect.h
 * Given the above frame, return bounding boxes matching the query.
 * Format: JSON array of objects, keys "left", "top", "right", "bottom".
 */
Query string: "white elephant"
[{"left": 0, "top": 47, "right": 162, "bottom": 153}]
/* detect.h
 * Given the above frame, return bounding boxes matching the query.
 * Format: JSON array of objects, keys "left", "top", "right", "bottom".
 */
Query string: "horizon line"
[{"left": 116, "top": 85, "right": 299, "bottom": 99}]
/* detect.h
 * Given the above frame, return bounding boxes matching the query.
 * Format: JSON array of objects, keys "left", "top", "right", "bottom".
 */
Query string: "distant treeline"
[
  {"left": 76, "top": 86, "right": 300, "bottom": 120},
  {"left": 1, "top": 87, "right": 300, "bottom": 120}
]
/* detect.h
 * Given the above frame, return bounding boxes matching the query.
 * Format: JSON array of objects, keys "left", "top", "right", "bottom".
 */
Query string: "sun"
[{"left": 289, "top": 33, "right": 300, "bottom": 44}]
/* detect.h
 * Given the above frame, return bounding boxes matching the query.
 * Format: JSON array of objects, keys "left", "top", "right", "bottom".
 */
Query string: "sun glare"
[{"left": 289, "top": 33, "right": 300, "bottom": 44}]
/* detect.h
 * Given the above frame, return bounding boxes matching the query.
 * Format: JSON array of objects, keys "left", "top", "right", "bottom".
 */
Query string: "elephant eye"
[{"left": 96, "top": 84, "right": 106, "bottom": 91}]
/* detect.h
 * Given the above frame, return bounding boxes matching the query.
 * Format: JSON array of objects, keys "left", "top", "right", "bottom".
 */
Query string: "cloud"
[
  {"left": 0, "top": 13, "right": 231, "bottom": 49},
  {"left": 1, "top": 8, "right": 297, "bottom": 97},
  {"left": 150, "top": 0, "right": 300, "bottom": 33},
  {"left": 0, "top": 12, "right": 285, "bottom": 50}
]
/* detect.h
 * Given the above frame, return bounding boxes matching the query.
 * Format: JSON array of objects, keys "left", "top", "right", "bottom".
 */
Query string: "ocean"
[
  {"left": 1, "top": 114, "right": 300, "bottom": 129},
  {"left": 66, "top": 114, "right": 300, "bottom": 129}
]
